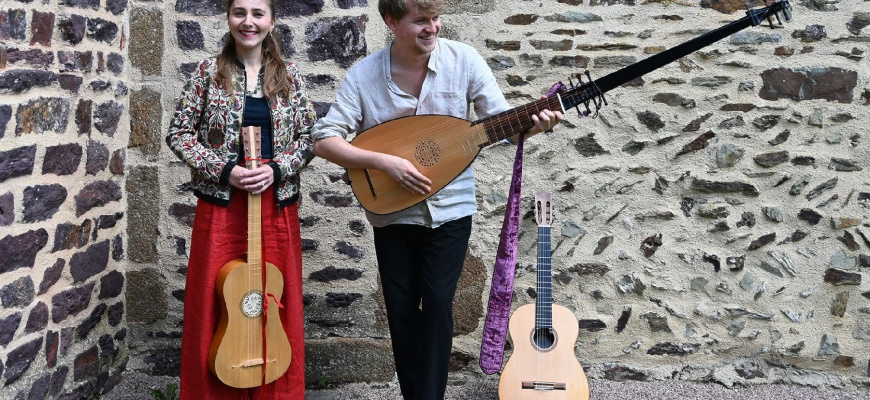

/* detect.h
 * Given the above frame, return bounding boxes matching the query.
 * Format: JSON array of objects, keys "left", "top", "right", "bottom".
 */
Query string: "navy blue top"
[{"left": 242, "top": 95, "right": 273, "bottom": 159}]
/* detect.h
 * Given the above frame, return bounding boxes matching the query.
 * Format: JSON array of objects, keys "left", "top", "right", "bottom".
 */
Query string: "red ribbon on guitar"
[{"left": 255, "top": 157, "right": 285, "bottom": 396}]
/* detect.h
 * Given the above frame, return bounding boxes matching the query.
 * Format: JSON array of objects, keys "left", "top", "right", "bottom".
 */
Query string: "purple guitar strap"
[
  {"left": 479, "top": 130, "right": 525, "bottom": 375},
  {"left": 479, "top": 82, "right": 564, "bottom": 374}
]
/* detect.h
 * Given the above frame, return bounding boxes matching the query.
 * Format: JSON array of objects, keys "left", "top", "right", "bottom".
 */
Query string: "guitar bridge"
[
  {"left": 363, "top": 169, "right": 377, "bottom": 199},
  {"left": 521, "top": 381, "right": 566, "bottom": 390},
  {"left": 233, "top": 358, "right": 277, "bottom": 369}
]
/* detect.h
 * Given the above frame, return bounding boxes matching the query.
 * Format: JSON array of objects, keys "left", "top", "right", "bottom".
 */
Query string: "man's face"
[{"left": 386, "top": 2, "right": 441, "bottom": 56}]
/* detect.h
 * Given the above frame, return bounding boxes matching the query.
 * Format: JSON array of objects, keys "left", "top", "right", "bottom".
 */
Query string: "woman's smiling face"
[{"left": 227, "top": 0, "right": 275, "bottom": 53}]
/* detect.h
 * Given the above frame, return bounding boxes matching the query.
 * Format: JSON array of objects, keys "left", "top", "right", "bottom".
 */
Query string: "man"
[{"left": 311, "top": 0, "right": 563, "bottom": 398}]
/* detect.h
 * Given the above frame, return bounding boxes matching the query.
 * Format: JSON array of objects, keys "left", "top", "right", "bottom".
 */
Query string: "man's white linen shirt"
[{"left": 311, "top": 38, "right": 511, "bottom": 228}]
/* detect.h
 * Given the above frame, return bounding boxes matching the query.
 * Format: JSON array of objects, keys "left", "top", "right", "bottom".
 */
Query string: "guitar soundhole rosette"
[
  {"left": 414, "top": 139, "right": 441, "bottom": 168},
  {"left": 240, "top": 291, "right": 264, "bottom": 318},
  {"left": 530, "top": 327, "right": 558, "bottom": 352}
]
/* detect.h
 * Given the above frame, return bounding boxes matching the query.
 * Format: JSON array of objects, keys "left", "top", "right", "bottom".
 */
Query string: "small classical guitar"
[
  {"left": 499, "top": 192, "right": 589, "bottom": 400},
  {"left": 346, "top": 1, "right": 791, "bottom": 215},
  {"left": 208, "top": 126, "right": 292, "bottom": 388}
]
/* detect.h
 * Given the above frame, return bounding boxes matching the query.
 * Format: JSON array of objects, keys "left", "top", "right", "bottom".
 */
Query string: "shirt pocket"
[{"left": 425, "top": 91, "right": 467, "bottom": 117}]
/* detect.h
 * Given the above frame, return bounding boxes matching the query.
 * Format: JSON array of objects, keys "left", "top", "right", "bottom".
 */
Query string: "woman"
[{"left": 165, "top": 0, "right": 315, "bottom": 397}]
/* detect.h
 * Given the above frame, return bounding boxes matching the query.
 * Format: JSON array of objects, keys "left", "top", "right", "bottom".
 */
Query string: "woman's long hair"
[{"left": 215, "top": 0, "right": 292, "bottom": 100}]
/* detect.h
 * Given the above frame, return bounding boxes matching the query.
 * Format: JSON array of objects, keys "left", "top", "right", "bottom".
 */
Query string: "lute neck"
[
  {"left": 473, "top": 2, "right": 785, "bottom": 147},
  {"left": 476, "top": 96, "right": 564, "bottom": 146}
]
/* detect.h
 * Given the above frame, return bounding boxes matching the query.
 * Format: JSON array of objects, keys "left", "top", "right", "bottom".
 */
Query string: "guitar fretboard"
[
  {"left": 247, "top": 191, "right": 263, "bottom": 288},
  {"left": 535, "top": 225, "right": 553, "bottom": 330},
  {"left": 242, "top": 125, "right": 264, "bottom": 291},
  {"left": 478, "top": 96, "right": 564, "bottom": 146}
]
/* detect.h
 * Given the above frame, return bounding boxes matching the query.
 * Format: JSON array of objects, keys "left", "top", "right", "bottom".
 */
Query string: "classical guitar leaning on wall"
[
  {"left": 207, "top": 126, "right": 292, "bottom": 388},
  {"left": 344, "top": 0, "right": 792, "bottom": 216},
  {"left": 498, "top": 192, "right": 590, "bottom": 400}
]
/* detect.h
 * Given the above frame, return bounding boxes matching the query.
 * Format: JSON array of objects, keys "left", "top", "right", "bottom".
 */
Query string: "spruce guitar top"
[{"left": 499, "top": 192, "right": 589, "bottom": 400}]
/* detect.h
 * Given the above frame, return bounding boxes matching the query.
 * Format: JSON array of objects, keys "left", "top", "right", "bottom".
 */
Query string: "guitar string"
[
  {"left": 535, "top": 201, "right": 553, "bottom": 391},
  {"left": 249, "top": 134, "right": 256, "bottom": 367},
  {"left": 378, "top": 94, "right": 564, "bottom": 151},
  {"left": 365, "top": 85, "right": 596, "bottom": 202},
  {"left": 360, "top": 95, "right": 566, "bottom": 211},
  {"left": 537, "top": 225, "right": 541, "bottom": 388},
  {"left": 364, "top": 95, "right": 565, "bottom": 169},
  {"left": 249, "top": 130, "right": 262, "bottom": 370}
]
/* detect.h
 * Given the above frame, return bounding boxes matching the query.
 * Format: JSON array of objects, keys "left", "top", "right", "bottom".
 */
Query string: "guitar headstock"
[
  {"left": 534, "top": 192, "right": 554, "bottom": 228},
  {"left": 745, "top": 0, "right": 792, "bottom": 29},
  {"left": 241, "top": 126, "right": 262, "bottom": 170}
]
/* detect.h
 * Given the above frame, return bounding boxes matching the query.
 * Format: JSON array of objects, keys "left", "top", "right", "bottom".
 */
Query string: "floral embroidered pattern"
[{"left": 166, "top": 57, "right": 317, "bottom": 207}]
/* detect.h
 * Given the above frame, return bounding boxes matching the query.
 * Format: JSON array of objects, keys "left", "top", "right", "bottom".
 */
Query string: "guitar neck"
[
  {"left": 474, "top": 1, "right": 789, "bottom": 146},
  {"left": 535, "top": 225, "right": 553, "bottom": 330},
  {"left": 247, "top": 192, "right": 263, "bottom": 284},
  {"left": 241, "top": 125, "right": 265, "bottom": 287}
]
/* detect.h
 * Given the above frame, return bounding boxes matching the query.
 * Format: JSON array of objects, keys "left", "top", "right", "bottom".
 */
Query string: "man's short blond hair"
[{"left": 378, "top": 0, "right": 444, "bottom": 21}]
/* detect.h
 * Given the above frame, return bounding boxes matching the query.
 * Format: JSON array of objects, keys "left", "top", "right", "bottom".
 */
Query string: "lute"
[
  {"left": 346, "top": 0, "right": 792, "bottom": 215},
  {"left": 208, "top": 126, "right": 292, "bottom": 388},
  {"left": 498, "top": 192, "right": 589, "bottom": 399}
]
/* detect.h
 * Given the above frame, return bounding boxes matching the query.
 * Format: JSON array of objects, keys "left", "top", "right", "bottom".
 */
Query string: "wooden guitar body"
[
  {"left": 498, "top": 192, "right": 589, "bottom": 399},
  {"left": 208, "top": 258, "right": 291, "bottom": 388},
  {"left": 347, "top": 115, "right": 486, "bottom": 215},
  {"left": 207, "top": 126, "right": 292, "bottom": 388},
  {"left": 499, "top": 304, "right": 589, "bottom": 400}
]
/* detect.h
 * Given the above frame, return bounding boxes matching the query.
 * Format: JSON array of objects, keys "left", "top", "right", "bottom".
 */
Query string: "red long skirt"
[{"left": 179, "top": 186, "right": 305, "bottom": 399}]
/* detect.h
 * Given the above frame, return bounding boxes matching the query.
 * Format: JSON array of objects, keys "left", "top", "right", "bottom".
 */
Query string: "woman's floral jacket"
[{"left": 166, "top": 57, "right": 316, "bottom": 208}]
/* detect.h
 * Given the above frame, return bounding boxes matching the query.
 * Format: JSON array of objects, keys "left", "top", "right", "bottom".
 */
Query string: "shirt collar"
[
  {"left": 427, "top": 39, "right": 439, "bottom": 74},
  {"left": 383, "top": 39, "right": 440, "bottom": 77}
]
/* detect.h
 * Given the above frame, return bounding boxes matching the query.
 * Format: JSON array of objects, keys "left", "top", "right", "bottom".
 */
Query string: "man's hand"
[
  {"left": 530, "top": 108, "right": 564, "bottom": 134},
  {"left": 507, "top": 95, "right": 565, "bottom": 143},
  {"left": 383, "top": 155, "right": 432, "bottom": 195}
]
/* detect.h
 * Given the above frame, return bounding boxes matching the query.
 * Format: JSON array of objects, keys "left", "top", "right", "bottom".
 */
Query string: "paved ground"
[
  {"left": 105, "top": 371, "right": 870, "bottom": 400},
  {"left": 303, "top": 378, "right": 870, "bottom": 400}
]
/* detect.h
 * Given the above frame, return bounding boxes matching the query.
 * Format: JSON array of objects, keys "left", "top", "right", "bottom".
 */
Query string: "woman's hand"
[{"left": 230, "top": 165, "right": 274, "bottom": 194}]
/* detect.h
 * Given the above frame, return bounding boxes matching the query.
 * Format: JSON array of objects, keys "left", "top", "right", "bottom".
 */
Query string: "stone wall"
[
  {"left": 2, "top": 0, "right": 869, "bottom": 398},
  {"left": 295, "top": 0, "right": 870, "bottom": 390},
  {"left": 0, "top": 0, "right": 130, "bottom": 399}
]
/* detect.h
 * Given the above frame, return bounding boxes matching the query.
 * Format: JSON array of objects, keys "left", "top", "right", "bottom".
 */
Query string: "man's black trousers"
[{"left": 373, "top": 216, "right": 473, "bottom": 400}]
